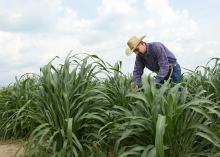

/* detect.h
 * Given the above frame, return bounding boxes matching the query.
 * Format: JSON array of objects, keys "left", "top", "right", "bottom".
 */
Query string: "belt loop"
[{"left": 169, "top": 63, "right": 178, "bottom": 68}]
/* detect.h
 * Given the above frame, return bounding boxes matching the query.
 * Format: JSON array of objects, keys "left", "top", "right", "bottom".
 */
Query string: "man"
[{"left": 125, "top": 35, "right": 181, "bottom": 88}]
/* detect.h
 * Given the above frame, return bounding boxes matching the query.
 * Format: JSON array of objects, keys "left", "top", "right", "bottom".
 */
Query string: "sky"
[{"left": 0, "top": 0, "right": 219, "bottom": 86}]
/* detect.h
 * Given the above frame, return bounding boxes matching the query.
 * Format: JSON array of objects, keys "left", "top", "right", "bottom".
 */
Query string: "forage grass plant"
[
  {"left": 0, "top": 54, "right": 220, "bottom": 157},
  {"left": 97, "top": 74, "right": 220, "bottom": 157},
  {"left": 0, "top": 74, "right": 39, "bottom": 139},
  {"left": 23, "top": 54, "right": 115, "bottom": 157},
  {"left": 184, "top": 58, "right": 220, "bottom": 103}
]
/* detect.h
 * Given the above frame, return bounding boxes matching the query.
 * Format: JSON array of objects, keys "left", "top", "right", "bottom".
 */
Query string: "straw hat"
[{"left": 125, "top": 35, "right": 146, "bottom": 56}]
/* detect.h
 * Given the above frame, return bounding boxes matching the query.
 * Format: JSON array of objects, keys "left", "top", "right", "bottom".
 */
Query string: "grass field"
[{"left": 0, "top": 54, "right": 220, "bottom": 157}]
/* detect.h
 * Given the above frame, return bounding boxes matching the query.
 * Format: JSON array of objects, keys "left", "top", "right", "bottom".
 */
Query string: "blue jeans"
[
  {"left": 163, "top": 64, "right": 181, "bottom": 83},
  {"left": 170, "top": 64, "right": 181, "bottom": 83}
]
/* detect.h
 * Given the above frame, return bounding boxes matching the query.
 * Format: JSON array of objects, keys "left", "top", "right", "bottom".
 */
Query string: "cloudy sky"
[{"left": 0, "top": 0, "right": 219, "bottom": 86}]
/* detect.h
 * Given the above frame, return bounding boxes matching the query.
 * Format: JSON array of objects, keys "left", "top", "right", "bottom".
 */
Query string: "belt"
[
  {"left": 169, "top": 63, "right": 178, "bottom": 67},
  {"left": 155, "top": 63, "right": 179, "bottom": 73}
]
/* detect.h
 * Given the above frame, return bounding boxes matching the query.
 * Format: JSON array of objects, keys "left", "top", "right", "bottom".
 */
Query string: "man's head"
[{"left": 125, "top": 35, "right": 146, "bottom": 56}]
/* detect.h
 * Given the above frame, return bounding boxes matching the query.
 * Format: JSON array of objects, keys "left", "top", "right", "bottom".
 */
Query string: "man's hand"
[
  {"left": 131, "top": 83, "right": 139, "bottom": 90},
  {"left": 134, "top": 85, "right": 139, "bottom": 90}
]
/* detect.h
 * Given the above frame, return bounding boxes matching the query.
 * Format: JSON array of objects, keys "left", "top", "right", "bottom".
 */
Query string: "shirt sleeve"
[
  {"left": 133, "top": 55, "right": 145, "bottom": 86},
  {"left": 155, "top": 43, "right": 170, "bottom": 83}
]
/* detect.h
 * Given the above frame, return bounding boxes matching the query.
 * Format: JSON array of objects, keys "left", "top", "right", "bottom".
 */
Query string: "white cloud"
[
  {"left": 55, "top": 7, "right": 94, "bottom": 37},
  {"left": 0, "top": 0, "right": 62, "bottom": 32},
  {"left": 144, "top": 0, "right": 178, "bottom": 23},
  {"left": 0, "top": 31, "right": 22, "bottom": 62},
  {"left": 98, "top": 0, "right": 136, "bottom": 16}
]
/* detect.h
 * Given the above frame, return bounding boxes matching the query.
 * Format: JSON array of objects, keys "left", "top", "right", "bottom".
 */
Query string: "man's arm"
[
  {"left": 155, "top": 43, "right": 170, "bottom": 83},
  {"left": 133, "top": 55, "right": 145, "bottom": 87}
]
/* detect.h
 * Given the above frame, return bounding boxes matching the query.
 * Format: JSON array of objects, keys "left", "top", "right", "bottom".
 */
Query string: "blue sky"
[{"left": 0, "top": 0, "right": 219, "bottom": 86}]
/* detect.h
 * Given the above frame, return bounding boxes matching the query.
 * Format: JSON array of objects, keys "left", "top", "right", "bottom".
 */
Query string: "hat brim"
[
  {"left": 125, "top": 35, "right": 146, "bottom": 56},
  {"left": 125, "top": 48, "right": 133, "bottom": 56}
]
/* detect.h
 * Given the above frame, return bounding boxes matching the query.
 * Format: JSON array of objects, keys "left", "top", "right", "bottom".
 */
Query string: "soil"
[{"left": 0, "top": 140, "right": 24, "bottom": 157}]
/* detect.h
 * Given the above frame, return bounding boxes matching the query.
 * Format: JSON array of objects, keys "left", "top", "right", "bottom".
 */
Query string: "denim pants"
[{"left": 164, "top": 64, "right": 182, "bottom": 83}]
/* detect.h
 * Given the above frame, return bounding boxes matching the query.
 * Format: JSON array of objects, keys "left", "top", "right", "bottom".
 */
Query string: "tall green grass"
[
  {"left": 0, "top": 55, "right": 219, "bottom": 157},
  {"left": 0, "top": 74, "right": 39, "bottom": 139}
]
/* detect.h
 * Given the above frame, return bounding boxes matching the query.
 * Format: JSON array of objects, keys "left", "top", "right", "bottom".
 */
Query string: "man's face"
[{"left": 134, "top": 42, "right": 146, "bottom": 55}]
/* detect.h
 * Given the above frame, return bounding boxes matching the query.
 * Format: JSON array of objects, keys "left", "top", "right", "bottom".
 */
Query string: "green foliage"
[
  {"left": 0, "top": 55, "right": 220, "bottom": 157},
  {"left": 0, "top": 74, "right": 39, "bottom": 139}
]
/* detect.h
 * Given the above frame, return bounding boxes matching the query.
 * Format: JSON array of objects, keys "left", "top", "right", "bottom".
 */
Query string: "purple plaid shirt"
[{"left": 133, "top": 42, "right": 177, "bottom": 85}]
